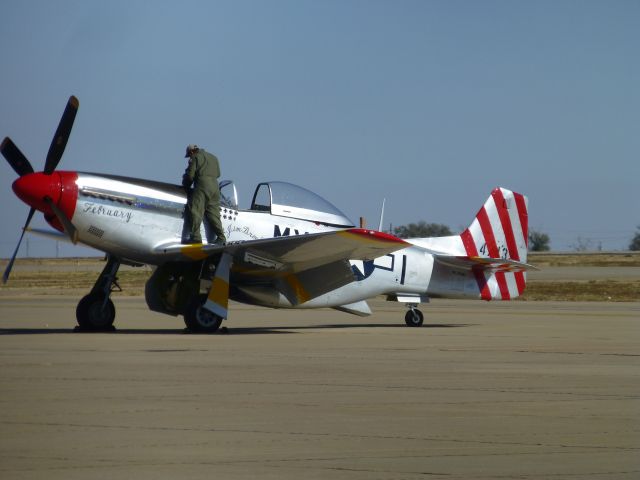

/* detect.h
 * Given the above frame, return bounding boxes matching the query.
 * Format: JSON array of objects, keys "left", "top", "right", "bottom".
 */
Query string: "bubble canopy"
[{"left": 250, "top": 181, "right": 354, "bottom": 227}]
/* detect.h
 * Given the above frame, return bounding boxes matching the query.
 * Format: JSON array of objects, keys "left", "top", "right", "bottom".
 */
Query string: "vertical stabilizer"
[{"left": 459, "top": 188, "right": 529, "bottom": 300}]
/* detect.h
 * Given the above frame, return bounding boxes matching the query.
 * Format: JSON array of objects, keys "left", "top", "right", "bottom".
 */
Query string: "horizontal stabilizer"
[
  {"left": 434, "top": 255, "right": 538, "bottom": 273},
  {"left": 430, "top": 254, "right": 535, "bottom": 301}
]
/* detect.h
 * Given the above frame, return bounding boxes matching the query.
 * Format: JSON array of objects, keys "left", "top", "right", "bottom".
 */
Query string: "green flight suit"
[{"left": 182, "top": 149, "right": 227, "bottom": 244}]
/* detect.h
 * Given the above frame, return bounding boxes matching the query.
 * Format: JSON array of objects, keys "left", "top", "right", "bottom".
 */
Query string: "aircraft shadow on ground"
[{"left": 0, "top": 323, "right": 474, "bottom": 336}]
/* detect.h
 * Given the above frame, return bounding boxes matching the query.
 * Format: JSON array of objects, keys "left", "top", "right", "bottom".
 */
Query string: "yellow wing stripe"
[{"left": 180, "top": 244, "right": 209, "bottom": 260}]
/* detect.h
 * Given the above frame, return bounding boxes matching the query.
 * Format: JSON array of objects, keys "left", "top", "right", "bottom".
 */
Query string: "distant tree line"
[
  {"left": 528, "top": 230, "right": 550, "bottom": 251},
  {"left": 393, "top": 222, "right": 452, "bottom": 239},
  {"left": 529, "top": 226, "right": 640, "bottom": 252},
  {"left": 630, "top": 226, "right": 640, "bottom": 251}
]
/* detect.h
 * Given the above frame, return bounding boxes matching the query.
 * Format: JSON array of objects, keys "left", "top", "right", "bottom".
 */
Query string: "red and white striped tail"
[{"left": 460, "top": 187, "right": 529, "bottom": 301}]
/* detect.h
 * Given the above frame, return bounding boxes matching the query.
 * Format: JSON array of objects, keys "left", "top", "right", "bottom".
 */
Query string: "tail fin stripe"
[
  {"left": 515, "top": 271, "right": 526, "bottom": 295},
  {"left": 495, "top": 272, "right": 511, "bottom": 300},
  {"left": 473, "top": 268, "right": 492, "bottom": 301},
  {"left": 485, "top": 193, "right": 511, "bottom": 258},
  {"left": 461, "top": 228, "right": 479, "bottom": 256},
  {"left": 508, "top": 271, "right": 524, "bottom": 298},
  {"left": 492, "top": 189, "right": 520, "bottom": 261},
  {"left": 504, "top": 190, "right": 527, "bottom": 261},
  {"left": 465, "top": 230, "right": 493, "bottom": 300},
  {"left": 476, "top": 207, "right": 500, "bottom": 258},
  {"left": 513, "top": 192, "right": 529, "bottom": 249},
  {"left": 471, "top": 220, "right": 486, "bottom": 254},
  {"left": 507, "top": 272, "right": 522, "bottom": 298}
]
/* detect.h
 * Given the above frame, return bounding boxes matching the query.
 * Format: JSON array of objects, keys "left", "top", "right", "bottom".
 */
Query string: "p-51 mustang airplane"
[{"left": 2, "top": 96, "right": 535, "bottom": 332}]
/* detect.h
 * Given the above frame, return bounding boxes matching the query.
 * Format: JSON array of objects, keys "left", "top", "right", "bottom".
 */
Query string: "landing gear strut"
[
  {"left": 76, "top": 255, "right": 121, "bottom": 331},
  {"left": 404, "top": 304, "right": 424, "bottom": 327},
  {"left": 183, "top": 252, "right": 232, "bottom": 334}
]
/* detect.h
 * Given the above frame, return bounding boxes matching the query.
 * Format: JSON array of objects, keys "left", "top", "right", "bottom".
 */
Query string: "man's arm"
[{"left": 182, "top": 158, "right": 196, "bottom": 189}]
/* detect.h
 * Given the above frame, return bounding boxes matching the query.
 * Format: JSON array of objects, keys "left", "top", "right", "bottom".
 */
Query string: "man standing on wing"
[{"left": 182, "top": 144, "right": 227, "bottom": 245}]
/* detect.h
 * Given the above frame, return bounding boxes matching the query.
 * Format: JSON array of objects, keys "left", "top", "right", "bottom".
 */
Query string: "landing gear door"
[{"left": 219, "top": 180, "right": 238, "bottom": 209}]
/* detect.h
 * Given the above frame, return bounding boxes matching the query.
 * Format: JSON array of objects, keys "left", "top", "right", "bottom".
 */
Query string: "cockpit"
[{"left": 220, "top": 180, "right": 354, "bottom": 228}]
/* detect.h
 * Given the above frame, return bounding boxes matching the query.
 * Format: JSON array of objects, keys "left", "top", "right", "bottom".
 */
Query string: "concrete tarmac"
[{"left": 0, "top": 296, "right": 638, "bottom": 479}]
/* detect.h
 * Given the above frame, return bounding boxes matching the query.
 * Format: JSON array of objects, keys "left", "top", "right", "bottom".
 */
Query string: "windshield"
[{"left": 219, "top": 180, "right": 238, "bottom": 209}]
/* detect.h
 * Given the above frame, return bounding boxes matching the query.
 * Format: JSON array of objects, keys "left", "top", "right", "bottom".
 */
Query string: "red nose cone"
[
  {"left": 12, "top": 171, "right": 79, "bottom": 232},
  {"left": 12, "top": 173, "right": 61, "bottom": 212}
]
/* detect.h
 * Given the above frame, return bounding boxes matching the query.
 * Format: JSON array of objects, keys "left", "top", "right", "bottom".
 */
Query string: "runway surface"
[{"left": 1, "top": 296, "right": 639, "bottom": 479}]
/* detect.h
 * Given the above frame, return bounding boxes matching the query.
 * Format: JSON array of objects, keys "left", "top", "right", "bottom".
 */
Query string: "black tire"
[
  {"left": 404, "top": 309, "right": 424, "bottom": 327},
  {"left": 184, "top": 293, "right": 223, "bottom": 333},
  {"left": 76, "top": 293, "right": 116, "bottom": 331}
]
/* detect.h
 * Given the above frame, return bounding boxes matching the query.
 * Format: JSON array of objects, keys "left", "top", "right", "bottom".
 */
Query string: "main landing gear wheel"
[
  {"left": 184, "top": 293, "right": 223, "bottom": 333},
  {"left": 405, "top": 308, "right": 424, "bottom": 327},
  {"left": 76, "top": 292, "right": 116, "bottom": 331},
  {"left": 75, "top": 255, "right": 120, "bottom": 331}
]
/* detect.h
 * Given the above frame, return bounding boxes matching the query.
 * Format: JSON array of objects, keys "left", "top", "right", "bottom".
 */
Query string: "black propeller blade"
[
  {"left": 2, "top": 207, "right": 36, "bottom": 284},
  {"left": 44, "top": 95, "right": 79, "bottom": 175},
  {"left": 44, "top": 197, "right": 78, "bottom": 244},
  {"left": 1, "top": 137, "right": 34, "bottom": 177}
]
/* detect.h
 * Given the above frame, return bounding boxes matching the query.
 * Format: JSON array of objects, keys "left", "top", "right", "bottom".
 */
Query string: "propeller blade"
[
  {"left": 2, "top": 207, "right": 36, "bottom": 284},
  {"left": 44, "top": 95, "right": 79, "bottom": 175},
  {"left": 44, "top": 197, "right": 78, "bottom": 244},
  {"left": 1, "top": 137, "right": 34, "bottom": 177}
]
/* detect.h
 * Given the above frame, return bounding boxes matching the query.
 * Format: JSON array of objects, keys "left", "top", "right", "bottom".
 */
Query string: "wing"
[{"left": 156, "top": 228, "right": 408, "bottom": 305}]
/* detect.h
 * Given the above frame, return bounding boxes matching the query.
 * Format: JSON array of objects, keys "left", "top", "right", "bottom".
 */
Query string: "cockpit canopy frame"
[{"left": 249, "top": 181, "right": 353, "bottom": 227}]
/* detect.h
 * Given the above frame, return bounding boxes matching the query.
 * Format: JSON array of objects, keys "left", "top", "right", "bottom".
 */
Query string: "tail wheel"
[
  {"left": 76, "top": 293, "right": 115, "bottom": 331},
  {"left": 184, "top": 293, "right": 223, "bottom": 333},
  {"left": 404, "top": 308, "right": 424, "bottom": 327}
]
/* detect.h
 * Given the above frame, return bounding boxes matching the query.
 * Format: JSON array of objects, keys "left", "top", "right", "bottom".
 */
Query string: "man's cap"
[{"left": 185, "top": 144, "right": 198, "bottom": 157}]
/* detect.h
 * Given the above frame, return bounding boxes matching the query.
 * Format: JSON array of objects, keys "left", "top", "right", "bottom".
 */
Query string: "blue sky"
[{"left": 1, "top": 0, "right": 638, "bottom": 257}]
